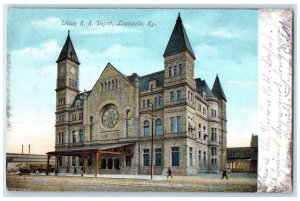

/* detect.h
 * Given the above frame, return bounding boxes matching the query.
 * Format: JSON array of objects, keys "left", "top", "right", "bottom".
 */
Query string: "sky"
[{"left": 6, "top": 8, "right": 258, "bottom": 154}]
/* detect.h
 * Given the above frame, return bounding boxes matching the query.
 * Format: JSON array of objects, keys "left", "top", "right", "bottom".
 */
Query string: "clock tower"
[{"left": 55, "top": 30, "right": 80, "bottom": 146}]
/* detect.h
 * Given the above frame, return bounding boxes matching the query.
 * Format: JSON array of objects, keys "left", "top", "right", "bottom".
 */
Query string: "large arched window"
[
  {"left": 155, "top": 118, "right": 163, "bottom": 135},
  {"left": 198, "top": 123, "right": 202, "bottom": 139},
  {"left": 144, "top": 120, "right": 150, "bottom": 136},
  {"left": 79, "top": 129, "right": 84, "bottom": 142},
  {"left": 72, "top": 130, "right": 76, "bottom": 143},
  {"left": 126, "top": 110, "right": 132, "bottom": 137}
]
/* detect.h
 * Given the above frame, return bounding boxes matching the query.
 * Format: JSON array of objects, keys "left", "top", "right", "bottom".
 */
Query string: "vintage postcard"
[{"left": 4, "top": 7, "right": 293, "bottom": 194}]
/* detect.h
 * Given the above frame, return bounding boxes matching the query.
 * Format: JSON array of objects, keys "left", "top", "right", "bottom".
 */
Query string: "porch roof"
[{"left": 46, "top": 142, "right": 135, "bottom": 156}]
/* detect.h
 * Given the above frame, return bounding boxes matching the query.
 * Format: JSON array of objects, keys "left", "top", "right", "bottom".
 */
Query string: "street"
[{"left": 6, "top": 173, "right": 257, "bottom": 192}]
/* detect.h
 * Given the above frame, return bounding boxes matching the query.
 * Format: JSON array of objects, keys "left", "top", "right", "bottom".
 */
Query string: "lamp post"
[{"left": 146, "top": 101, "right": 156, "bottom": 180}]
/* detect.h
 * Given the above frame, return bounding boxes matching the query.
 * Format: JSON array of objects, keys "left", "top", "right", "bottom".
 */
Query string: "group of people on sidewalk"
[
  {"left": 71, "top": 166, "right": 228, "bottom": 179},
  {"left": 73, "top": 166, "right": 86, "bottom": 176},
  {"left": 166, "top": 167, "right": 229, "bottom": 180}
]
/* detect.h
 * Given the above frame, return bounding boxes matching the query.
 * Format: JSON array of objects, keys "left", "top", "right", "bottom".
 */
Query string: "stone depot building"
[{"left": 48, "top": 14, "right": 228, "bottom": 176}]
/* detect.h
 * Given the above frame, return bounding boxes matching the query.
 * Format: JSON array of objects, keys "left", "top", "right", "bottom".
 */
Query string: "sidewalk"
[{"left": 28, "top": 172, "right": 256, "bottom": 180}]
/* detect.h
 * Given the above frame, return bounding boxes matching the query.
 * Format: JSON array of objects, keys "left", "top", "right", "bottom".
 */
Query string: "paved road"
[{"left": 6, "top": 173, "right": 257, "bottom": 192}]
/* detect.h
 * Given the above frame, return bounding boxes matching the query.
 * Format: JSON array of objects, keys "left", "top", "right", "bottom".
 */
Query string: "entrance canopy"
[
  {"left": 45, "top": 143, "right": 135, "bottom": 175},
  {"left": 47, "top": 143, "right": 135, "bottom": 157}
]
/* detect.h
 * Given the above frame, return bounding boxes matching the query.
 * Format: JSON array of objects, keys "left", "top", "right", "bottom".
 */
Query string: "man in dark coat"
[
  {"left": 167, "top": 167, "right": 172, "bottom": 178},
  {"left": 221, "top": 168, "right": 228, "bottom": 180}
]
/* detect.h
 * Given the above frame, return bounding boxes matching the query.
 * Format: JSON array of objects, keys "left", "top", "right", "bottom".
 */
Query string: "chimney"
[
  {"left": 22, "top": 145, "right": 23, "bottom": 154},
  {"left": 28, "top": 144, "right": 30, "bottom": 155}
]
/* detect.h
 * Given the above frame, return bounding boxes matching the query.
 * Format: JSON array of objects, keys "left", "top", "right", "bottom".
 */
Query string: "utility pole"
[{"left": 146, "top": 101, "right": 156, "bottom": 180}]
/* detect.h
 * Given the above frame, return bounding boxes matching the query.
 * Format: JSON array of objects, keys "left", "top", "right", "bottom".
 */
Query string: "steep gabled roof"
[
  {"left": 212, "top": 74, "right": 227, "bottom": 102},
  {"left": 56, "top": 30, "right": 80, "bottom": 64},
  {"left": 138, "top": 70, "right": 165, "bottom": 92},
  {"left": 195, "top": 78, "right": 215, "bottom": 98},
  {"left": 71, "top": 90, "right": 92, "bottom": 108},
  {"left": 163, "top": 13, "right": 195, "bottom": 59}
]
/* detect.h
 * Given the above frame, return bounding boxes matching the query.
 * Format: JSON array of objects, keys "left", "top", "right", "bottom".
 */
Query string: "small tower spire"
[
  {"left": 164, "top": 13, "right": 195, "bottom": 59},
  {"left": 56, "top": 30, "right": 80, "bottom": 64},
  {"left": 212, "top": 75, "right": 227, "bottom": 102}
]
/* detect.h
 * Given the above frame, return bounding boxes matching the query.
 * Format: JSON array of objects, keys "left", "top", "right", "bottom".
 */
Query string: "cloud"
[
  {"left": 31, "top": 17, "right": 63, "bottom": 30},
  {"left": 80, "top": 27, "right": 142, "bottom": 35},
  {"left": 10, "top": 40, "right": 60, "bottom": 63},
  {"left": 227, "top": 80, "right": 257, "bottom": 89},
  {"left": 35, "top": 65, "right": 56, "bottom": 74},
  {"left": 210, "top": 30, "right": 235, "bottom": 38}
]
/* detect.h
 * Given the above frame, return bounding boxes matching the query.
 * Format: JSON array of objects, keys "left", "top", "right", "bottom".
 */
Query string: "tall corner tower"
[
  {"left": 55, "top": 30, "right": 80, "bottom": 146},
  {"left": 211, "top": 74, "right": 227, "bottom": 171}
]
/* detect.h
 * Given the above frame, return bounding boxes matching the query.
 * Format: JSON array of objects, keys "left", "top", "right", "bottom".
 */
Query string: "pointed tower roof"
[
  {"left": 163, "top": 13, "right": 196, "bottom": 59},
  {"left": 56, "top": 30, "right": 80, "bottom": 64},
  {"left": 212, "top": 74, "right": 227, "bottom": 102}
]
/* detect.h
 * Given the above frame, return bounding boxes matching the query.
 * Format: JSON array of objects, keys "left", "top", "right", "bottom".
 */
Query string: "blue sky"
[{"left": 7, "top": 9, "right": 258, "bottom": 154}]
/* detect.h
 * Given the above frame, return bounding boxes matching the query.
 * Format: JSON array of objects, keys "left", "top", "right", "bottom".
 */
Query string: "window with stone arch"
[
  {"left": 79, "top": 129, "right": 84, "bottom": 143},
  {"left": 155, "top": 118, "right": 163, "bottom": 135},
  {"left": 126, "top": 110, "right": 132, "bottom": 137},
  {"left": 169, "top": 66, "right": 172, "bottom": 77},
  {"left": 72, "top": 130, "right": 76, "bottom": 143},
  {"left": 198, "top": 123, "right": 202, "bottom": 139},
  {"left": 108, "top": 81, "right": 111, "bottom": 91},
  {"left": 143, "top": 120, "right": 150, "bottom": 136}
]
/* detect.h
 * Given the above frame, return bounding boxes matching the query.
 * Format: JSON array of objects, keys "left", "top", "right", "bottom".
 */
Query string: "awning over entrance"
[
  {"left": 45, "top": 142, "right": 135, "bottom": 176},
  {"left": 47, "top": 142, "right": 134, "bottom": 156}
]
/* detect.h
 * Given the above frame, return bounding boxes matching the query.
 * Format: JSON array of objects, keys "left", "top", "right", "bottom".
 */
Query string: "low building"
[
  {"left": 226, "top": 134, "right": 258, "bottom": 173},
  {"left": 6, "top": 153, "right": 55, "bottom": 173}
]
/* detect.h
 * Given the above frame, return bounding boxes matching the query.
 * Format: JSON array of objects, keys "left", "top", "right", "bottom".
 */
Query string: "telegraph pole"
[{"left": 146, "top": 101, "right": 156, "bottom": 180}]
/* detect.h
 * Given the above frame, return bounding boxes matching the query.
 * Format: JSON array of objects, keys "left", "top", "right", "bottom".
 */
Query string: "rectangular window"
[
  {"left": 58, "top": 157, "right": 63, "bottom": 166},
  {"left": 79, "top": 113, "right": 83, "bottom": 120},
  {"left": 79, "top": 156, "right": 84, "bottom": 166},
  {"left": 125, "top": 156, "right": 131, "bottom": 166},
  {"left": 176, "top": 90, "right": 181, "bottom": 100},
  {"left": 61, "top": 114, "right": 64, "bottom": 122},
  {"left": 211, "top": 147, "right": 217, "bottom": 156},
  {"left": 101, "top": 159, "right": 106, "bottom": 169},
  {"left": 174, "top": 66, "right": 177, "bottom": 76},
  {"left": 177, "top": 116, "right": 181, "bottom": 132},
  {"left": 170, "top": 117, "right": 176, "bottom": 133},
  {"left": 199, "top": 150, "right": 202, "bottom": 161},
  {"left": 147, "top": 99, "right": 150, "bottom": 107},
  {"left": 211, "top": 128, "right": 217, "bottom": 141},
  {"left": 189, "top": 147, "right": 193, "bottom": 166},
  {"left": 155, "top": 148, "right": 162, "bottom": 167},
  {"left": 203, "top": 151, "right": 207, "bottom": 161},
  {"left": 108, "top": 158, "right": 113, "bottom": 169},
  {"left": 88, "top": 154, "right": 92, "bottom": 166},
  {"left": 159, "top": 96, "right": 163, "bottom": 105},
  {"left": 170, "top": 91, "right": 174, "bottom": 102},
  {"left": 114, "top": 158, "right": 120, "bottom": 170},
  {"left": 72, "top": 156, "right": 76, "bottom": 166},
  {"left": 179, "top": 64, "right": 182, "bottom": 75},
  {"left": 143, "top": 149, "right": 150, "bottom": 166},
  {"left": 154, "top": 97, "right": 158, "bottom": 105},
  {"left": 171, "top": 147, "right": 180, "bottom": 166}
]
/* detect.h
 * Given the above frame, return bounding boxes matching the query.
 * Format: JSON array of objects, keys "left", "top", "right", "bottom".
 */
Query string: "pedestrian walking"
[
  {"left": 73, "top": 167, "right": 77, "bottom": 175},
  {"left": 80, "top": 166, "right": 84, "bottom": 176},
  {"left": 221, "top": 168, "right": 228, "bottom": 180},
  {"left": 167, "top": 167, "right": 172, "bottom": 178}
]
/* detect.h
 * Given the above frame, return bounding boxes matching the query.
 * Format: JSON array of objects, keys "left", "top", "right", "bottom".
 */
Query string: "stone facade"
[{"left": 54, "top": 14, "right": 227, "bottom": 176}]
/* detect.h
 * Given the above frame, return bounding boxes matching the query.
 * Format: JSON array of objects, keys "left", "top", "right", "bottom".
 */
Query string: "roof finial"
[
  {"left": 177, "top": 12, "right": 182, "bottom": 22},
  {"left": 68, "top": 30, "right": 70, "bottom": 36}
]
